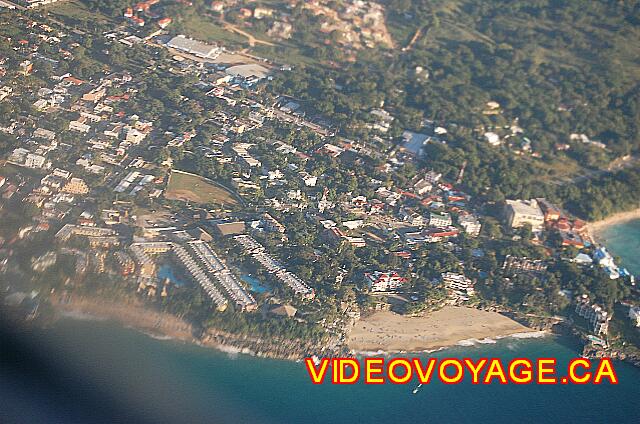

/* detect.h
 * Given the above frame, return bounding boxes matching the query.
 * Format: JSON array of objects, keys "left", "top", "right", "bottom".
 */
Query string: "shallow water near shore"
[
  {"left": 3, "top": 318, "right": 640, "bottom": 424},
  {"left": 597, "top": 218, "right": 640, "bottom": 276}
]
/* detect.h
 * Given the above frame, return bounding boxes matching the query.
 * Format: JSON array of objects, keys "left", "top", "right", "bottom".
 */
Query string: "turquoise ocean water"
[{"left": 597, "top": 218, "right": 640, "bottom": 276}]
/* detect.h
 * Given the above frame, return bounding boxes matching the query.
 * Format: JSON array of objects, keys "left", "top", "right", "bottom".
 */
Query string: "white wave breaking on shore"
[
  {"left": 507, "top": 331, "right": 548, "bottom": 339},
  {"left": 456, "top": 337, "right": 498, "bottom": 347}
]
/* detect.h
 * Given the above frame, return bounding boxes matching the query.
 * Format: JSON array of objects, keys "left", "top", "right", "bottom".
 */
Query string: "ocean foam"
[
  {"left": 509, "top": 331, "right": 547, "bottom": 339},
  {"left": 456, "top": 338, "right": 497, "bottom": 347}
]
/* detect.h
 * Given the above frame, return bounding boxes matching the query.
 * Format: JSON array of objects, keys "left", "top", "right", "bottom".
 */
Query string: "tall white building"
[
  {"left": 575, "top": 295, "right": 610, "bottom": 336},
  {"left": 504, "top": 199, "right": 544, "bottom": 231},
  {"left": 458, "top": 214, "right": 482, "bottom": 237},
  {"left": 442, "top": 272, "right": 474, "bottom": 302}
]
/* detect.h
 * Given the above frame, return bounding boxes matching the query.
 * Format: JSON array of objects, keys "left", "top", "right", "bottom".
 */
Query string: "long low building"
[
  {"left": 234, "top": 235, "right": 314, "bottom": 300},
  {"left": 55, "top": 224, "right": 116, "bottom": 241},
  {"left": 173, "top": 244, "right": 228, "bottom": 311},
  {"left": 234, "top": 234, "right": 264, "bottom": 253},
  {"left": 127, "top": 240, "right": 256, "bottom": 311},
  {"left": 188, "top": 240, "right": 226, "bottom": 273},
  {"left": 212, "top": 271, "right": 257, "bottom": 312},
  {"left": 167, "top": 35, "right": 220, "bottom": 59},
  {"left": 186, "top": 241, "right": 256, "bottom": 311}
]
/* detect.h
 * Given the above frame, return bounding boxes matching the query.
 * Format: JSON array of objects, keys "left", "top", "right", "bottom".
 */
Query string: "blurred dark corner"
[{"left": 0, "top": 306, "right": 156, "bottom": 424}]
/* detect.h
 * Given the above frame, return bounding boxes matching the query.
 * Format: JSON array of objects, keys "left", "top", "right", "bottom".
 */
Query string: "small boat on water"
[{"left": 412, "top": 383, "right": 423, "bottom": 394}]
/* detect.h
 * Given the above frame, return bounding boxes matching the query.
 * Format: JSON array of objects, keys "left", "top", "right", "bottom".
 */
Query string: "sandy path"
[{"left": 348, "top": 307, "right": 531, "bottom": 352}]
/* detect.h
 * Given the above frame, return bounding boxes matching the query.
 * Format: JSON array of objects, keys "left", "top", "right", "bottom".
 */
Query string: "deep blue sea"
[{"left": 2, "top": 318, "right": 639, "bottom": 424}]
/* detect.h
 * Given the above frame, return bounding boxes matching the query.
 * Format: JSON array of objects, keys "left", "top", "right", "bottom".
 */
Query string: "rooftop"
[
  {"left": 225, "top": 64, "right": 270, "bottom": 79},
  {"left": 167, "top": 35, "right": 220, "bottom": 58},
  {"left": 506, "top": 199, "right": 544, "bottom": 218}
]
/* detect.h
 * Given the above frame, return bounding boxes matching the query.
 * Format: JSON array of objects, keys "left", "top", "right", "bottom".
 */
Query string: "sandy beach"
[
  {"left": 587, "top": 207, "right": 640, "bottom": 240},
  {"left": 347, "top": 307, "right": 533, "bottom": 353}
]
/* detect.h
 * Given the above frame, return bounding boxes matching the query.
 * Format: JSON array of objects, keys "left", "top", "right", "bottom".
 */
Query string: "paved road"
[{"left": 0, "top": 0, "right": 25, "bottom": 10}]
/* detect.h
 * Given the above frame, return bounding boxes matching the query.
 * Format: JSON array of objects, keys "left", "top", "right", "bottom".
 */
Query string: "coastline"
[
  {"left": 47, "top": 296, "right": 549, "bottom": 361},
  {"left": 49, "top": 294, "right": 197, "bottom": 344},
  {"left": 48, "top": 294, "right": 333, "bottom": 360},
  {"left": 587, "top": 206, "right": 640, "bottom": 241},
  {"left": 48, "top": 296, "right": 640, "bottom": 369},
  {"left": 347, "top": 307, "right": 538, "bottom": 354}
]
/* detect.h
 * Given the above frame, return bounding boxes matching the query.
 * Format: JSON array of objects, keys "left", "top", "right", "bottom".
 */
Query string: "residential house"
[
  {"left": 429, "top": 212, "right": 452, "bottom": 228},
  {"left": 365, "top": 271, "right": 407, "bottom": 292}
]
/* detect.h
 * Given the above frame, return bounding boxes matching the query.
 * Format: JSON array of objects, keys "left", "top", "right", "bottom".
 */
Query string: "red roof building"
[{"left": 365, "top": 271, "right": 407, "bottom": 292}]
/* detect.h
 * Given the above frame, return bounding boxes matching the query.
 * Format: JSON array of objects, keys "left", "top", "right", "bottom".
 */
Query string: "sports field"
[{"left": 164, "top": 171, "right": 239, "bottom": 207}]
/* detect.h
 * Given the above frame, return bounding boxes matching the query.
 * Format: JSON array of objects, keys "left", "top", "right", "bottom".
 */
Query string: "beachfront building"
[
  {"left": 127, "top": 240, "right": 255, "bottom": 311},
  {"left": 234, "top": 235, "right": 314, "bottom": 300},
  {"left": 504, "top": 199, "right": 545, "bottom": 231},
  {"left": 575, "top": 295, "right": 611, "bottom": 336},
  {"left": 365, "top": 271, "right": 407, "bottom": 292},
  {"left": 129, "top": 242, "right": 173, "bottom": 277},
  {"left": 276, "top": 270, "right": 315, "bottom": 300},
  {"left": 592, "top": 247, "right": 624, "bottom": 280},
  {"left": 186, "top": 240, "right": 257, "bottom": 311},
  {"left": 234, "top": 234, "right": 264, "bottom": 254},
  {"left": 173, "top": 244, "right": 228, "bottom": 311},
  {"left": 441, "top": 272, "right": 475, "bottom": 302}
]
